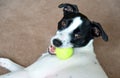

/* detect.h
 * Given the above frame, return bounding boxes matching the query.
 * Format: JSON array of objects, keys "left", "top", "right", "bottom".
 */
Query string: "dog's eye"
[
  {"left": 58, "top": 19, "right": 72, "bottom": 30},
  {"left": 61, "top": 21, "right": 66, "bottom": 27},
  {"left": 75, "top": 34, "right": 81, "bottom": 39}
]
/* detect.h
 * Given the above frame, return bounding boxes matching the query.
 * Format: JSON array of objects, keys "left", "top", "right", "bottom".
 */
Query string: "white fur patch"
[{"left": 57, "top": 17, "right": 82, "bottom": 34}]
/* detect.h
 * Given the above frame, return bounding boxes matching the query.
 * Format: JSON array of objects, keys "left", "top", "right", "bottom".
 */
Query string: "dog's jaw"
[{"left": 74, "top": 39, "right": 95, "bottom": 55}]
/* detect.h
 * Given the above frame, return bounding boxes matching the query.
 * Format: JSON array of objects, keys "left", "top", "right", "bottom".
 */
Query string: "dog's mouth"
[{"left": 48, "top": 45, "right": 56, "bottom": 55}]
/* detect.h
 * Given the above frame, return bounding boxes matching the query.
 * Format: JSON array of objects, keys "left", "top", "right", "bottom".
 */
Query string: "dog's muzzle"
[{"left": 48, "top": 38, "right": 62, "bottom": 55}]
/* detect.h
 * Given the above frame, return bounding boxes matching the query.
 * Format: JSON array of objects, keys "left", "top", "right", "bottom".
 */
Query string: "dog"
[{"left": 0, "top": 3, "right": 108, "bottom": 78}]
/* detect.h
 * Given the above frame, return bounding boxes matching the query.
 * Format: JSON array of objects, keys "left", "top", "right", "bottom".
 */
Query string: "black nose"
[{"left": 53, "top": 39, "right": 62, "bottom": 47}]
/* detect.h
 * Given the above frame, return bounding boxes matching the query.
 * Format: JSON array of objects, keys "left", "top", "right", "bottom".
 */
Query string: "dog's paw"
[
  {"left": 0, "top": 58, "right": 11, "bottom": 68},
  {"left": 0, "top": 58, "right": 24, "bottom": 72}
]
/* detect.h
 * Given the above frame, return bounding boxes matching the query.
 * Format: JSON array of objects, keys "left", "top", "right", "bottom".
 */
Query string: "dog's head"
[{"left": 51, "top": 3, "right": 108, "bottom": 48}]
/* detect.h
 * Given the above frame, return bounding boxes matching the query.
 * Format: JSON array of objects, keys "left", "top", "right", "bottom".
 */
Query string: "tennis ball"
[{"left": 55, "top": 47, "right": 73, "bottom": 60}]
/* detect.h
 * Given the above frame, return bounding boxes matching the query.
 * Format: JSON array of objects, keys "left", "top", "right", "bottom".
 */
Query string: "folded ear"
[
  {"left": 58, "top": 3, "right": 79, "bottom": 14},
  {"left": 91, "top": 22, "right": 108, "bottom": 41}
]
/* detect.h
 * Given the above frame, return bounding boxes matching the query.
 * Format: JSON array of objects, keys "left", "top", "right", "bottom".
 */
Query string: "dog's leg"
[
  {"left": 0, "top": 58, "right": 24, "bottom": 72},
  {"left": 0, "top": 70, "right": 29, "bottom": 78}
]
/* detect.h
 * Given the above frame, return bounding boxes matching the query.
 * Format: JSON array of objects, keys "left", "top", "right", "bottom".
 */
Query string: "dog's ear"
[
  {"left": 58, "top": 3, "right": 79, "bottom": 14},
  {"left": 91, "top": 22, "right": 108, "bottom": 41}
]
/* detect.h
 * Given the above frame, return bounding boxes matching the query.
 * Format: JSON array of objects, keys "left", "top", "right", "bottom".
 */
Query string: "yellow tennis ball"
[{"left": 55, "top": 47, "right": 73, "bottom": 60}]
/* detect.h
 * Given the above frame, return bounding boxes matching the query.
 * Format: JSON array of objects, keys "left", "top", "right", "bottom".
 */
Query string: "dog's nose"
[{"left": 53, "top": 39, "right": 62, "bottom": 47}]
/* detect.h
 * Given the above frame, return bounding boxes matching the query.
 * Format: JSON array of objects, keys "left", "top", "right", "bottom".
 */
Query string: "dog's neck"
[{"left": 74, "top": 39, "right": 96, "bottom": 56}]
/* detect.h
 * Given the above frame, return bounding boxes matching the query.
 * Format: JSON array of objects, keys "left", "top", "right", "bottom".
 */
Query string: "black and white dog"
[{"left": 0, "top": 3, "right": 108, "bottom": 78}]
